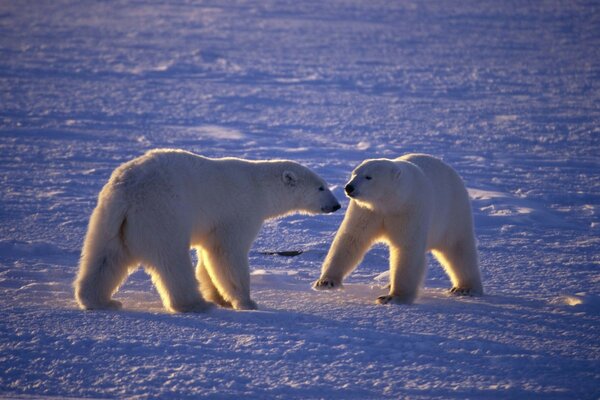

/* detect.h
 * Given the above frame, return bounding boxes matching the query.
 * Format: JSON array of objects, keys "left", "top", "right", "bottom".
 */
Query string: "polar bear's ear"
[{"left": 282, "top": 170, "right": 298, "bottom": 187}]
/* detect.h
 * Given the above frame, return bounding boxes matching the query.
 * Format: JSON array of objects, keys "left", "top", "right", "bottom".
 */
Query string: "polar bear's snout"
[
  {"left": 344, "top": 181, "right": 361, "bottom": 199},
  {"left": 320, "top": 189, "right": 341, "bottom": 213},
  {"left": 344, "top": 183, "right": 355, "bottom": 196},
  {"left": 322, "top": 202, "right": 341, "bottom": 213}
]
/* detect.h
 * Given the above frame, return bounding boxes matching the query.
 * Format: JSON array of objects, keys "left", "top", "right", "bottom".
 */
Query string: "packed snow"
[{"left": 1, "top": 0, "right": 599, "bottom": 398}]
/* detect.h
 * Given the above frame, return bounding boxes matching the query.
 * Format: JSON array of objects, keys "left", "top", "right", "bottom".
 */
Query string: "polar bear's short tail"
[{"left": 74, "top": 185, "right": 132, "bottom": 310}]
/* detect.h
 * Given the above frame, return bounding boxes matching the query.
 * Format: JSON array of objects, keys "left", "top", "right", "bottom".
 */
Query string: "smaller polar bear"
[
  {"left": 75, "top": 149, "right": 340, "bottom": 312},
  {"left": 313, "top": 154, "right": 482, "bottom": 304}
]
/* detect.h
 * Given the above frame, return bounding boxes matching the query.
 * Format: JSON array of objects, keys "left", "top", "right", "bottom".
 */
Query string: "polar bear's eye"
[
  {"left": 365, "top": 176, "right": 372, "bottom": 180},
  {"left": 318, "top": 186, "right": 325, "bottom": 191}
]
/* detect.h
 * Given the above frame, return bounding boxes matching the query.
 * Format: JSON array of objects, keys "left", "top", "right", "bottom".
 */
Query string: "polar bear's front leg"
[
  {"left": 314, "top": 202, "right": 383, "bottom": 290},
  {"left": 433, "top": 239, "right": 483, "bottom": 297},
  {"left": 376, "top": 247, "right": 426, "bottom": 305},
  {"left": 378, "top": 226, "right": 428, "bottom": 305}
]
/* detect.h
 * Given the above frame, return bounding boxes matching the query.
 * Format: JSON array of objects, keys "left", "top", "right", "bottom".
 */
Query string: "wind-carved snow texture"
[{"left": 1, "top": 1, "right": 599, "bottom": 399}]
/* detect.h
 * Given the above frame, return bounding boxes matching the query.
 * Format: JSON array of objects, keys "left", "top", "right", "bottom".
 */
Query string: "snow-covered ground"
[{"left": 1, "top": 1, "right": 599, "bottom": 398}]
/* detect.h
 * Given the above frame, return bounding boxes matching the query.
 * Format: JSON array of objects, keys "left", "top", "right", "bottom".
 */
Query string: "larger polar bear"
[
  {"left": 75, "top": 149, "right": 341, "bottom": 312},
  {"left": 313, "top": 154, "right": 483, "bottom": 304}
]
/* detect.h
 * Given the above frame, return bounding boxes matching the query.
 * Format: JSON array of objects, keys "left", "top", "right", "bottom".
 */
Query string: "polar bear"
[
  {"left": 313, "top": 154, "right": 482, "bottom": 304},
  {"left": 74, "top": 149, "right": 341, "bottom": 312}
]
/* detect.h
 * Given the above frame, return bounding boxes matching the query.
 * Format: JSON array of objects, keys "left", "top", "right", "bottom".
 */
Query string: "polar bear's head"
[
  {"left": 344, "top": 159, "right": 410, "bottom": 212},
  {"left": 278, "top": 161, "right": 341, "bottom": 215}
]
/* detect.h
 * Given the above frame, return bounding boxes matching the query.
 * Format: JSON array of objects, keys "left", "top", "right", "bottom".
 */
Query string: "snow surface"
[{"left": 1, "top": 0, "right": 599, "bottom": 398}]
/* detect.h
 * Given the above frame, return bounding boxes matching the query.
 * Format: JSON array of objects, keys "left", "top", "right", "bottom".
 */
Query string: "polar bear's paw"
[
  {"left": 233, "top": 299, "right": 258, "bottom": 311},
  {"left": 83, "top": 299, "right": 123, "bottom": 311},
  {"left": 449, "top": 287, "right": 475, "bottom": 296},
  {"left": 204, "top": 293, "right": 234, "bottom": 309},
  {"left": 312, "top": 277, "right": 342, "bottom": 290},
  {"left": 376, "top": 295, "right": 396, "bottom": 305},
  {"left": 375, "top": 295, "right": 412, "bottom": 305}
]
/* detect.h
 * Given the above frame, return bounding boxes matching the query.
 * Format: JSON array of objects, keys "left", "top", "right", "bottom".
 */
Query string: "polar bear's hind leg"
[
  {"left": 74, "top": 211, "right": 132, "bottom": 311},
  {"left": 144, "top": 249, "right": 212, "bottom": 313},
  {"left": 433, "top": 239, "right": 483, "bottom": 296},
  {"left": 195, "top": 249, "right": 233, "bottom": 308},
  {"left": 75, "top": 252, "right": 129, "bottom": 310}
]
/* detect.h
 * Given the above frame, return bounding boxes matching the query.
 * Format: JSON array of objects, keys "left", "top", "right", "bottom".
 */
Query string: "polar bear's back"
[
  {"left": 397, "top": 153, "right": 473, "bottom": 246},
  {"left": 397, "top": 154, "right": 464, "bottom": 189},
  {"left": 108, "top": 149, "right": 200, "bottom": 193},
  {"left": 107, "top": 150, "right": 263, "bottom": 219}
]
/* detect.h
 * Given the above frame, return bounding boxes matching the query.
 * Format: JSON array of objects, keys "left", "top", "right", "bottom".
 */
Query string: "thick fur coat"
[
  {"left": 314, "top": 154, "right": 483, "bottom": 304},
  {"left": 75, "top": 149, "right": 340, "bottom": 312}
]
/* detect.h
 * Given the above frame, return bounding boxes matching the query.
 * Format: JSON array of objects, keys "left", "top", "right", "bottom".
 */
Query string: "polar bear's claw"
[
  {"left": 376, "top": 295, "right": 408, "bottom": 305},
  {"left": 233, "top": 299, "right": 258, "bottom": 310},
  {"left": 376, "top": 295, "right": 413, "bottom": 305},
  {"left": 376, "top": 295, "right": 394, "bottom": 305},
  {"left": 312, "top": 278, "right": 340, "bottom": 290},
  {"left": 449, "top": 287, "right": 473, "bottom": 296}
]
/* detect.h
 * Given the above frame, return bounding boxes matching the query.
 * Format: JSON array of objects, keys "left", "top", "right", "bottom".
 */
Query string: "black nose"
[
  {"left": 332, "top": 203, "right": 341, "bottom": 212},
  {"left": 345, "top": 184, "right": 354, "bottom": 195}
]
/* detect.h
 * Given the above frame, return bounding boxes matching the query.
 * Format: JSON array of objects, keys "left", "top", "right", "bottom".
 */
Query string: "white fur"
[
  {"left": 313, "top": 154, "right": 483, "bottom": 304},
  {"left": 74, "top": 149, "right": 340, "bottom": 312}
]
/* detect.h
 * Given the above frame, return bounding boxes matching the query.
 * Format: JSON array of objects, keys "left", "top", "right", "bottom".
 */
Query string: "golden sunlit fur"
[
  {"left": 314, "top": 154, "right": 483, "bottom": 304},
  {"left": 74, "top": 149, "right": 340, "bottom": 312}
]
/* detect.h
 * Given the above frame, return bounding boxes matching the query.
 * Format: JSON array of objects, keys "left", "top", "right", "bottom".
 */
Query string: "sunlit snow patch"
[
  {"left": 194, "top": 125, "right": 245, "bottom": 140},
  {"left": 274, "top": 73, "right": 320, "bottom": 84},
  {"left": 549, "top": 293, "right": 600, "bottom": 310},
  {"left": 468, "top": 188, "right": 539, "bottom": 218},
  {"left": 113, "top": 60, "right": 175, "bottom": 75},
  {"left": 494, "top": 114, "right": 519, "bottom": 123},
  {"left": 374, "top": 270, "right": 390, "bottom": 284},
  {"left": 468, "top": 188, "right": 508, "bottom": 201},
  {"left": 251, "top": 269, "right": 311, "bottom": 292},
  {"left": 168, "top": 125, "right": 245, "bottom": 140},
  {"left": 561, "top": 295, "right": 584, "bottom": 306},
  {"left": 356, "top": 141, "right": 371, "bottom": 150},
  {"left": 468, "top": 188, "right": 567, "bottom": 227}
]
